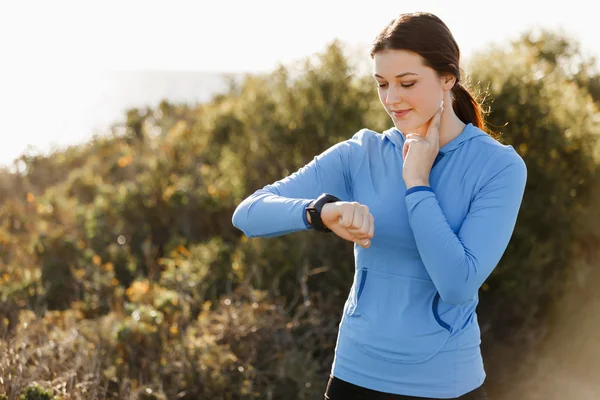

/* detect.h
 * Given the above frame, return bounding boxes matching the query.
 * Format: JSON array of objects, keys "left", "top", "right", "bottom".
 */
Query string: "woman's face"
[{"left": 373, "top": 49, "right": 450, "bottom": 134}]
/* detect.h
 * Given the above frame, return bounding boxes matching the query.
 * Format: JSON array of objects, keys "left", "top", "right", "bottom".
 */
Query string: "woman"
[{"left": 232, "top": 12, "right": 526, "bottom": 399}]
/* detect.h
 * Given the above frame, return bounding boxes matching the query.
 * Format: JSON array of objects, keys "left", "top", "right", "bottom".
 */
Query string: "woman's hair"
[{"left": 370, "top": 12, "right": 487, "bottom": 132}]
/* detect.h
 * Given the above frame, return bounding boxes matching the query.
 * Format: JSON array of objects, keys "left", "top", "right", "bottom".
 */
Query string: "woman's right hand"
[{"left": 320, "top": 202, "right": 374, "bottom": 248}]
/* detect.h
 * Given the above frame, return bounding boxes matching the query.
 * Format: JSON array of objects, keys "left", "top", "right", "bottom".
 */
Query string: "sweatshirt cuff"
[
  {"left": 405, "top": 187, "right": 437, "bottom": 213},
  {"left": 405, "top": 185, "right": 433, "bottom": 196},
  {"left": 302, "top": 203, "right": 314, "bottom": 230}
]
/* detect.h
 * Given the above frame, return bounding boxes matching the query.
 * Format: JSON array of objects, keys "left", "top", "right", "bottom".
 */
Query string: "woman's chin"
[{"left": 393, "top": 120, "right": 419, "bottom": 133}]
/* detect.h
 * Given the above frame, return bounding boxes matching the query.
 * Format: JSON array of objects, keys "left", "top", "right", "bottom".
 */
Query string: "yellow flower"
[
  {"left": 177, "top": 245, "right": 191, "bottom": 257},
  {"left": 126, "top": 280, "right": 150, "bottom": 301},
  {"left": 117, "top": 154, "right": 133, "bottom": 168}
]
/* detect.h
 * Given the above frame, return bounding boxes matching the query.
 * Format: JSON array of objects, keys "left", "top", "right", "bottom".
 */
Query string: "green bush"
[{"left": 19, "top": 386, "right": 60, "bottom": 400}]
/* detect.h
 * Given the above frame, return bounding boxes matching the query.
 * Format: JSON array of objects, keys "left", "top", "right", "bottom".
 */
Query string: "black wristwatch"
[{"left": 306, "top": 193, "right": 340, "bottom": 232}]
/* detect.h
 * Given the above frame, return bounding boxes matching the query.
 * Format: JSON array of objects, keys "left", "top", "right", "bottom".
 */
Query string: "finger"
[
  {"left": 350, "top": 204, "right": 364, "bottom": 230},
  {"left": 402, "top": 137, "right": 425, "bottom": 158},
  {"left": 354, "top": 235, "right": 370, "bottom": 248},
  {"left": 338, "top": 204, "right": 354, "bottom": 228},
  {"left": 405, "top": 138, "right": 424, "bottom": 146},
  {"left": 404, "top": 140, "right": 420, "bottom": 159},
  {"left": 426, "top": 102, "right": 443, "bottom": 145},
  {"left": 353, "top": 214, "right": 374, "bottom": 243},
  {"left": 350, "top": 206, "right": 370, "bottom": 238}
]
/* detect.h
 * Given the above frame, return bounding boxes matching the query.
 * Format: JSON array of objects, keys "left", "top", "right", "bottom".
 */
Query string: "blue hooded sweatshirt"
[{"left": 231, "top": 122, "right": 527, "bottom": 398}]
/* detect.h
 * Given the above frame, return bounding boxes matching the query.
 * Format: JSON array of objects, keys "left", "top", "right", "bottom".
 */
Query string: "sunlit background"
[
  {"left": 1, "top": 1, "right": 599, "bottom": 399},
  {"left": 1, "top": 0, "right": 599, "bottom": 167}
]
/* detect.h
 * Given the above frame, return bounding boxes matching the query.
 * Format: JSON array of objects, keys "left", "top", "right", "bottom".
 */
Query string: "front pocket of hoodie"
[
  {"left": 343, "top": 268, "right": 452, "bottom": 364},
  {"left": 347, "top": 269, "right": 368, "bottom": 316}
]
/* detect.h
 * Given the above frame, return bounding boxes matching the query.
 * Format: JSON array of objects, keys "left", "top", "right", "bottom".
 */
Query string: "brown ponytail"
[
  {"left": 371, "top": 12, "right": 489, "bottom": 134},
  {"left": 451, "top": 82, "right": 485, "bottom": 130}
]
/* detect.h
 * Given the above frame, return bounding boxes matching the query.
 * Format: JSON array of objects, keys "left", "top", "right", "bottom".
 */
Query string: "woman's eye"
[{"left": 377, "top": 82, "right": 415, "bottom": 88}]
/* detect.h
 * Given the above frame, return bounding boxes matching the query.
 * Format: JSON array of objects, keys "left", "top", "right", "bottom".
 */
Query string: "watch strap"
[{"left": 306, "top": 193, "right": 340, "bottom": 232}]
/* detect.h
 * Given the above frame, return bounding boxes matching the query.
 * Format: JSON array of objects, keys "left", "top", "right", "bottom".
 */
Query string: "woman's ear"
[{"left": 441, "top": 74, "right": 456, "bottom": 91}]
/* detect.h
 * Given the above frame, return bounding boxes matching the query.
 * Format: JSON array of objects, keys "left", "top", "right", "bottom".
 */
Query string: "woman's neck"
[{"left": 415, "top": 107, "right": 466, "bottom": 149}]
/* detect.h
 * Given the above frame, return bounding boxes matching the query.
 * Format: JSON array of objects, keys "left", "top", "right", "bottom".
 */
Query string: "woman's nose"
[{"left": 386, "top": 85, "right": 402, "bottom": 106}]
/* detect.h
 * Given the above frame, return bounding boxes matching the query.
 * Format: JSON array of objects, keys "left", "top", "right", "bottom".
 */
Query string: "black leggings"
[{"left": 324, "top": 376, "right": 489, "bottom": 400}]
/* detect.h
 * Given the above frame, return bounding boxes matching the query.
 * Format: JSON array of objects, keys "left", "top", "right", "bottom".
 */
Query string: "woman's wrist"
[
  {"left": 405, "top": 180, "right": 430, "bottom": 189},
  {"left": 306, "top": 202, "right": 336, "bottom": 225}
]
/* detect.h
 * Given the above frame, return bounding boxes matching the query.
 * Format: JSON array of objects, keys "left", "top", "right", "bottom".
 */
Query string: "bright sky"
[{"left": 1, "top": 0, "right": 598, "bottom": 167}]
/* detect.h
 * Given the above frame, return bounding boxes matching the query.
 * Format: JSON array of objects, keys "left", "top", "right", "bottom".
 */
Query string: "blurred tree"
[{"left": 468, "top": 29, "right": 600, "bottom": 339}]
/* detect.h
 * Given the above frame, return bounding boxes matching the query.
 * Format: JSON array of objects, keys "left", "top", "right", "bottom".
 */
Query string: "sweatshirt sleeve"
[
  {"left": 231, "top": 131, "right": 363, "bottom": 238},
  {"left": 404, "top": 147, "right": 527, "bottom": 305}
]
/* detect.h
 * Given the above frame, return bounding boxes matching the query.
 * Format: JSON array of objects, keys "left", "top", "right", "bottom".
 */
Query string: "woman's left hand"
[{"left": 402, "top": 102, "right": 444, "bottom": 189}]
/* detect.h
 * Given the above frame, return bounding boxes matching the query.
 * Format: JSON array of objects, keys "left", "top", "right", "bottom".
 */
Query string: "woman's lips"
[{"left": 392, "top": 109, "right": 411, "bottom": 118}]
